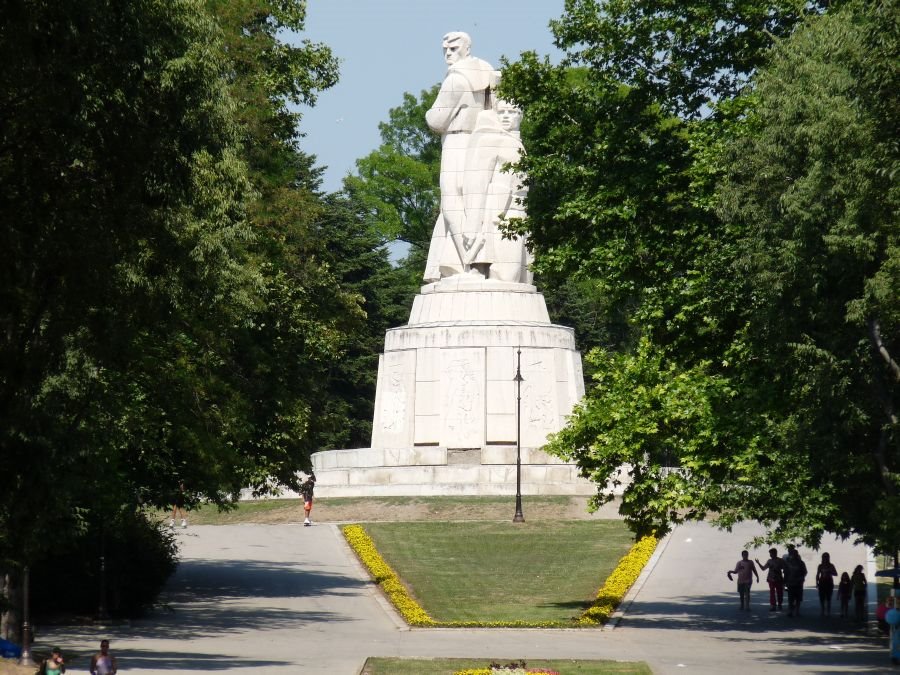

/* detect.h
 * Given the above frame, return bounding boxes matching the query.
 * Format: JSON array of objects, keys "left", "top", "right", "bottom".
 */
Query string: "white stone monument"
[{"left": 311, "top": 33, "right": 593, "bottom": 497}]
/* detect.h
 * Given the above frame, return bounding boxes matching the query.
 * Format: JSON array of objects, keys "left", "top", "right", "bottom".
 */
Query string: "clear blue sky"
[{"left": 293, "top": 0, "right": 564, "bottom": 193}]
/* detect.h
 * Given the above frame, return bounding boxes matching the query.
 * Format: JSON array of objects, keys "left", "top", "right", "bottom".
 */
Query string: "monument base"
[
  {"left": 371, "top": 278, "right": 585, "bottom": 451},
  {"left": 310, "top": 445, "right": 599, "bottom": 497},
  {"left": 321, "top": 275, "right": 593, "bottom": 498}
]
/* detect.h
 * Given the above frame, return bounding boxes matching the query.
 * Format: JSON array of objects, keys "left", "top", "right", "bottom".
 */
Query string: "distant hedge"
[{"left": 30, "top": 510, "right": 178, "bottom": 619}]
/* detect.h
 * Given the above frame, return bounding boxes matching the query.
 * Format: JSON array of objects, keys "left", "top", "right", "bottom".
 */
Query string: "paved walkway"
[{"left": 36, "top": 521, "right": 893, "bottom": 674}]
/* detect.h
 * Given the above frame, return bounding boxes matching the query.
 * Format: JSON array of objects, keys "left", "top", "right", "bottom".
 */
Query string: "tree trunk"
[{"left": 0, "top": 571, "right": 21, "bottom": 643}]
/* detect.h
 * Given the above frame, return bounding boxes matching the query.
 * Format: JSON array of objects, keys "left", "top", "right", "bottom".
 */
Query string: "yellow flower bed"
[
  {"left": 453, "top": 666, "right": 560, "bottom": 674},
  {"left": 342, "top": 524, "right": 657, "bottom": 629},
  {"left": 342, "top": 524, "right": 436, "bottom": 626},
  {"left": 576, "top": 535, "right": 658, "bottom": 625}
]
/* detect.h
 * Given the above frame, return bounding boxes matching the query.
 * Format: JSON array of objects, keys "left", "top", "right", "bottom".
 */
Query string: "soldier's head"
[
  {"left": 495, "top": 99, "right": 523, "bottom": 132},
  {"left": 442, "top": 31, "right": 471, "bottom": 65}
]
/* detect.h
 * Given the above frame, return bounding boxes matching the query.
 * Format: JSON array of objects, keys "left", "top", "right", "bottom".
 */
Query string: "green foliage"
[
  {"left": 307, "top": 193, "right": 414, "bottom": 449},
  {"left": 547, "top": 0, "right": 827, "bottom": 117},
  {"left": 0, "top": 0, "right": 373, "bottom": 599},
  {"left": 30, "top": 510, "right": 178, "bottom": 618},
  {"left": 503, "top": 0, "right": 899, "bottom": 551},
  {"left": 500, "top": 56, "right": 714, "bottom": 337},
  {"left": 344, "top": 86, "right": 442, "bottom": 253},
  {"left": 715, "top": 0, "right": 899, "bottom": 550},
  {"left": 549, "top": 339, "right": 731, "bottom": 537},
  {"left": 0, "top": 0, "right": 259, "bottom": 564},
  {"left": 541, "top": 276, "right": 634, "bottom": 362}
]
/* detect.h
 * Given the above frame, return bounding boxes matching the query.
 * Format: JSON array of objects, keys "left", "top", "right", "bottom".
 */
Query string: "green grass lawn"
[
  {"left": 362, "top": 521, "right": 635, "bottom": 623},
  {"left": 156, "top": 495, "right": 582, "bottom": 525},
  {"left": 157, "top": 498, "right": 299, "bottom": 524},
  {"left": 326, "top": 495, "right": 573, "bottom": 509},
  {"left": 360, "top": 657, "right": 651, "bottom": 674}
]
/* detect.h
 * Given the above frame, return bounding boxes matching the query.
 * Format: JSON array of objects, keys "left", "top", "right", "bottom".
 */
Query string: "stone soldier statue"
[
  {"left": 460, "top": 97, "right": 530, "bottom": 283},
  {"left": 423, "top": 31, "right": 494, "bottom": 281}
]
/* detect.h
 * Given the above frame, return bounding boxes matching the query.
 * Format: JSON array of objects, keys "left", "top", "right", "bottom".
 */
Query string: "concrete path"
[{"left": 36, "top": 521, "right": 893, "bottom": 674}]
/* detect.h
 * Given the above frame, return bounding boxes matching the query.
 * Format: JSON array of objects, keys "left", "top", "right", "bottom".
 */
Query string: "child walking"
[
  {"left": 850, "top": 564, "right": 868, "bottom": 621},
  {"left": 837, "top": 571, "right": 852, "bottom": 618}
]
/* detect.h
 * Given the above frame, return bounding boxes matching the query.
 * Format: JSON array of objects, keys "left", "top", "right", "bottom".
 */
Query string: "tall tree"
[
  {"left": 0, "top": 0, "right": 351, "bottom": 581},
  {"left": 715, "top": 0, "right": 899, "bottom": 550},
  {"left": 547, "top": 0, "right": 824, "bottom": 118},
  {"left": 343, "top": 85, "right": 442, "bottom": 270},
  {"left": 311, "top": 192, "right": 415, "bottom": 449},
  {"left": 0, "top": 0, "right": 258, "bottom": 564},
  {"left": 200, "top": 0, "right": 363, "bottom": 493},
  {"left": 501, "top": 0, "right": 898, "bottom": 551}
]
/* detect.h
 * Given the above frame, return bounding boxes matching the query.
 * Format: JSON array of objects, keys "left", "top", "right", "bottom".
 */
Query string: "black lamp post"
[
  {"left": 98, "top": 523, "right": 109, "bottom": 621},
  {"left": 513, "top": 347, "right": 525, "bottom": 523},
  {"left": 18, "top": 565, "right": 32, "bottom": 666}
]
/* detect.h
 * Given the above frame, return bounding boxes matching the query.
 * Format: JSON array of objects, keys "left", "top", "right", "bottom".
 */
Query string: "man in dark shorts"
[
  {"left": 300, "top": 474, "right": 315, "bottom": 526},
  {"left": 728, "top": 550, "right": 759, "bottom": 610},
  {"left": 784, "top": 547, "right": 808, "bottom": 617},
  {"left": 171, "top": 479, "right": 187, "bottom": 528}
]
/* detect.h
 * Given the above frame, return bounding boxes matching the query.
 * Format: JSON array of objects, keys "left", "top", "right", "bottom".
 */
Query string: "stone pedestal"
[{"left": 311, "top": 277, "right": 591, "bottom": 497}]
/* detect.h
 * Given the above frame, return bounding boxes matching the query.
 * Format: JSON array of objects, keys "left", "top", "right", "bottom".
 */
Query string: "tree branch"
[
  {"left": 869, "top": 318, "right": 900, "bottom": 382},
  {"left": 868, "top": 319, "right": 898, "bottom": 496}
]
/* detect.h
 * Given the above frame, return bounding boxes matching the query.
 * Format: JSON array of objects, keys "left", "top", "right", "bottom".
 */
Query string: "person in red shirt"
[{"left": 756, "top": 548, "right": 786, "bottom": 612}]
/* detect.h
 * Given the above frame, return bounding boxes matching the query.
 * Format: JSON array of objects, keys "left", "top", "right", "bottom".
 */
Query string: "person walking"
[
  {"left": 40, "top": 647, "right": 66, "bottom": 674},
  {"left": 171, "top": 479, "right": 188, "bottom": 528},
  {"left": 300, "top": 473, "right": 316, "bottom": 527},
  {"left": 815, "top": 552, "right": 838, "bottom": 616},
  {"left": 727, "top": 550, "right": 759, "bottom": 610},
  {"left": 89, "top": 639, "right": 118, "bottom": 675},
  {"left": 837, "top": 571, "right": 852, "bottom": 618},
  {"left": 756, "top": 547, "right": 786, "bottom": 612},
  {"left": 784, "top": 547, "right": 808, "bottom": 617},
  {"left": 850, "top": 564, "right": 868, "bottom": 621}
]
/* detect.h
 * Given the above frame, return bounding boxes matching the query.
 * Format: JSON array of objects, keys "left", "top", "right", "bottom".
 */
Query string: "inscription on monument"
[
  {"left": 441, "top": 348, "right": 485, "bottom": 447},
  {"left": 380, "top": 369, "right": 407, "bottom": 432}
]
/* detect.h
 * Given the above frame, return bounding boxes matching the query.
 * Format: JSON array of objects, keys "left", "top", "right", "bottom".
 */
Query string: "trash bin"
[{"left": 0, "top": 637, "right": 22, "bottom": 659}]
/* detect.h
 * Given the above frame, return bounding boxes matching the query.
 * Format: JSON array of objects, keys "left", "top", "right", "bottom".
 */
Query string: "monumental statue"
[
  {"left": 424, "top": 31, "right": 530, "bottom": 282},
  {"left": 310, "top": 32, "right": 590, "bottom": 499}
]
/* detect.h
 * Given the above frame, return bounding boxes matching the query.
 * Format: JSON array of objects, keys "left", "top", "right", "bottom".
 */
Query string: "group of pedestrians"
[
  {"left": 36, "top": 640, "right": 117, "bottom": 674},
  {"left": 727, "top": 546, "right": 868, "bottom": 619}
]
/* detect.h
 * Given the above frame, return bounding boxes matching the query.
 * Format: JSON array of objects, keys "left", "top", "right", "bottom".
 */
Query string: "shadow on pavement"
[
  {"left": 623, "top": 592, "right": 875, "bottom": 634},
  {"left": 117, "top": 558, "right": 367, "bottom": 640},
  {"left": 621, "top": 592, "right": 892, "bottom": 672},
  {"left": 117, "top": 648, "right": 288, "bottom": 671},
  {"left": 165, "top": 558, "right": 367, "bottom": 600},
  {"left": 133, "top": 603, "right": 348, "bottom": 639}
]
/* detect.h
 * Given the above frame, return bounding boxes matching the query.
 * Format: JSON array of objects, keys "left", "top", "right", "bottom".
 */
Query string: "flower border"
[
  {"left": 342, "top": 524, "right": 435, "bottom": 626},
  {"left": 576, "top": 535, "right": 657, "bottom": 625},
  {"left": 341, "top": 524, "right": 657, "bottom": 629}
]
